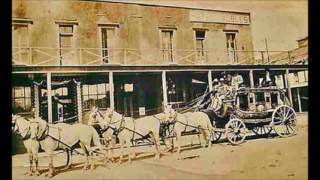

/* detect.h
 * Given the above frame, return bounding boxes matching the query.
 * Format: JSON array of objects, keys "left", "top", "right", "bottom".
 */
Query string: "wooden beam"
[
  {"left": 249, "top": 70, "right": 254, "bottom": 88},
  {"left": 109, "top": 72, "right": 115, "bottom": 110},
  {"left": 208, "top": 70, "right": 213, "bottom": 91},
  {"left": 47, "top": 72, "right": 53, "bottom": 123},
  {"left": 162, "top": 71, "right": 168, "bottom": 108},
  {"left": 285, "top": 69, "right": 293, "bottom": 106}
]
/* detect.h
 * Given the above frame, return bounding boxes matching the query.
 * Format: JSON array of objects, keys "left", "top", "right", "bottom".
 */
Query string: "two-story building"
[{"left": 12, "top": 0, "right": 307, "bottom": 124}]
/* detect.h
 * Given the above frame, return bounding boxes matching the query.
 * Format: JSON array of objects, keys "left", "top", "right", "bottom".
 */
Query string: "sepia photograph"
[{"left": 12, "top": 0, "right": 308, "bottom": 179}]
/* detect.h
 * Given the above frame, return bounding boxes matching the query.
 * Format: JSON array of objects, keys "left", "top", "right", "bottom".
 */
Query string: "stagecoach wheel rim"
[
  {"left": 271, "top": 105, "right": 297, "bottom": 137},
  {"left": 211, "top": 131, "right": 223, "bottom": 143},
  {"left": 252, "top": 126, "right": 272, "bottom": 136},
  {"left": 225, "top": 118, "right": 247, "bottom": 145}
]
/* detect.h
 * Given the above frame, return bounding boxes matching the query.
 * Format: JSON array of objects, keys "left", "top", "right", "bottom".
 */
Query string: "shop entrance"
[
  {"left": 36, "top": 79, "right": 79, "bottom": 123},
  {"left": 114, "top": 72, "right": 162, "bottom": 118}
]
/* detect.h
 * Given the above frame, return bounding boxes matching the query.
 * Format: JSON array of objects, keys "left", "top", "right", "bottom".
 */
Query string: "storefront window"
[
  {"left": 12, "top": 86, "right": 32, "bottom": 113},
  {"left": 82, "top": 83, "right": 110, "bottom": 110}
]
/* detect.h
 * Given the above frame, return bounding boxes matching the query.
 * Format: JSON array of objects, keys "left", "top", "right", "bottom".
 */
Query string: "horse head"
[
  {"left": 30, "top": 118, "right": 48, "bottom": 141},
  {"left": 12, "top": 114, "right": 20, "bottom": 132},
  {"left": 164, "top": 105, "right": 177, "bottom": 123}
]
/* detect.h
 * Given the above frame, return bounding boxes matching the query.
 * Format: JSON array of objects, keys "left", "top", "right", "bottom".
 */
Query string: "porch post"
[
  {"left": 249, "top": 70, "right": 254, "bottom": 88},
  {"left": 109, "top": 71, "right": 115, "bottom": 110},
  {"left": 285, "top": 69, "right": 293, "bottom": 105},
  {"left": 297, "top": 88, "right": 302, "bottom": 112},
  {"left": 76, "top": 82, "right": 82, "bottom": 123},
  {"left": 47, "top": 72, "right": 53, "bottom": 123},
  {"left": 208, "top": 70, "right": 213, "bottom": 91},
  {"left": 162, "top": 71, "right": 168, "bottom": 108},
  {"left": 33, "top": 84, "right": 40, "bottom": 118}
]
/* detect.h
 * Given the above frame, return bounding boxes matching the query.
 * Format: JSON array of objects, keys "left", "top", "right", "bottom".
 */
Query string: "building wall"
[{"left": 12, "top": 0, "right": 254, "bottom": 65}]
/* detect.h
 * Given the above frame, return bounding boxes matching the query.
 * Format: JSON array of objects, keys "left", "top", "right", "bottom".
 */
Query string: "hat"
[
  {"left": 213, "top": 78, "right": 218, "bottom": 82},
  {"left": 219, "top": 78, "right": 224, "bottom": 82}
]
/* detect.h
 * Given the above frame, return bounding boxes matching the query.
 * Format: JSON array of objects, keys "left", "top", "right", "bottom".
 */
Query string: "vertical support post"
[
  {"left": 285, "top": 69, "right": 293, "bottom": 106},
  {"left": 34, "top": 84, "right": 39, "bottom": 117},
  {"left": 162, "top": 71, "right": 168, "bottom": 108},
  {"left": 297, "top": 88, "right": 302, "bottom": 112},
  {"left": 249, "top": 70, "right": 254, "bottom": 88},
  {"left": 76, "top": 82, "right": 82, "bottom": 123},
  {"left": 47, "top": 72, "right": 53, "bottom": 123},
  {"left": 208, "top": 70, "right": 213, "bottom": 92},
  {"left": 109, "top": 71, "right": 115, "bottom": 110}
]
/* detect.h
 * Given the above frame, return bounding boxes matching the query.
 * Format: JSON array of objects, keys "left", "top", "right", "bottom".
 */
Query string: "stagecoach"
[{"left": 204, "top": 86, "right": 297, "bottom": 145}]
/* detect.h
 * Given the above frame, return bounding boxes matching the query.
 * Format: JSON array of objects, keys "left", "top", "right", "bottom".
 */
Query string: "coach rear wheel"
[
  {"left": 271, "top": 105, "right": 297, "bottom": 137},
  {"left": 225, "top": 118, "right": 247, "bottom": 145}
]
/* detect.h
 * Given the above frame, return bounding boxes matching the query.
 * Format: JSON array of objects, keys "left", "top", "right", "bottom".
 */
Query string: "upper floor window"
[
  {"left": 195, "top": 30, "right": 206, "bottom": 61},
  {"left": 99, "top": 24, "right": 119, "bottom": 64},
  {"left": 226, "top": 33, "right": 238, "bottom": 63},
  {"left": 55, "top": 20, "right": 78, "bottom": 65},
  {"left": 12, "top": 18, "right": 33, "bottom": 64},
  {"left": 160, "top": 28, "right": 175, "bottom": 63}
]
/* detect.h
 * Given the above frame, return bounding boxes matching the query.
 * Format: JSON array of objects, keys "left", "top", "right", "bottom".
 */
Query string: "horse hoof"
[
  {"left": 47, "top": 174, "right": 54, "bottom": 178},
  {"left": 35, "top": 171, "right": 41, "bottom": 176},
  {"left": 28, "top": 172, "right": 33, "bottom": 176}
]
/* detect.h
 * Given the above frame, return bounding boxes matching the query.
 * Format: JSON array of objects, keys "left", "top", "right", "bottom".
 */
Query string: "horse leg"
[
  {"left": 127, "top": 142, "right": 133, "bottom": 164},
  {"left": 149, "top": 132, "right": 160, "bottom": 160},
  {"left": 199, "top": 129, "right": 207, "bottom": 149},
  {"left": 79, "top": 142, "right": 89, "bottom": 171},
  {"left": 47, "top": 151, "right": 55, "bottom": 178},
  {"left": 33, "top": 151, "right": 40, "bottom": 176},
  {"left": 27, "top": 152, "right": 33, "bottom": 176},
  {"left": 110, "top": 136, "right": 116, "bottom": 163},
  {"left": 176, "top": 131, "right": 183, "bottom": 160},
  {"left": 118, "top": 139, "right": 124, "bottom": 165}
]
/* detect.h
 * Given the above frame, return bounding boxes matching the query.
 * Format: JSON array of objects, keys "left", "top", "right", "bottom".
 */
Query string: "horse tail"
[{"left": 92, "top": 127, "right": 103, "bottom": 151}]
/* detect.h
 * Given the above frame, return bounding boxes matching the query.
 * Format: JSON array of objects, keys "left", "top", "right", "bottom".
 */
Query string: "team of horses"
[{"left": 12, "top": 105, "right": 215, "bottom": 177}]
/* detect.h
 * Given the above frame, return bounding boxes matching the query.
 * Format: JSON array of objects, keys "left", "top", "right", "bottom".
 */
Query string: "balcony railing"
[{"left": 12, "top": 47, "right": 300, "bottom": 66}]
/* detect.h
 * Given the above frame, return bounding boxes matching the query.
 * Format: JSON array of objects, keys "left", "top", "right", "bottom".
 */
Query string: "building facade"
[{"left": 12, "top": 0, "right": 307, "bottom": 124}]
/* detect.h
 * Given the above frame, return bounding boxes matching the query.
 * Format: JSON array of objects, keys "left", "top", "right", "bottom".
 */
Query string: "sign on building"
[
  {"left": 124, "top": 83, "right": 133, "bottom": 92},
  {"left": 190, "top": 10, "right": 250, "bottom": 25},
  {"left": 139, "top": 107, "right": 146, "bottom": 116}
]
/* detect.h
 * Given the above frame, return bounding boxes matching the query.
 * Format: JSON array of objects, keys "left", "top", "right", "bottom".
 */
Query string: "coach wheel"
[
  {"left": 271, "top": 105, "right": 297, "bottom": 137},
  {"left": 225, "top": 117, "right": 247, "bottom": 145},
  {"left": 252, "top": 126, "right": 272, "bottom": 136}
]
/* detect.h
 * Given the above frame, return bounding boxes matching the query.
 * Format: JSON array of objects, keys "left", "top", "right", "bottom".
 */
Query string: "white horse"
[
  {"left": 87, "top": 107, "right": 117, "bottom": 163},
  {"left": 164, "top": 106, "right": 214, "bottom": 159},
  {"left": 29, "top": 117, "right": 103, "bottom": 177},
  {"left": 12, "top": 114, "right": 41, "bottom": 176},
  {"left": 102, "top": 108, "right": 165, "bottom": 164}
]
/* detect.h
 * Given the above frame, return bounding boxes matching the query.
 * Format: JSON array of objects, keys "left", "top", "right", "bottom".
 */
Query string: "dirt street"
[{"left": 12, "top": 113, "right": 308, "bottom": 180}]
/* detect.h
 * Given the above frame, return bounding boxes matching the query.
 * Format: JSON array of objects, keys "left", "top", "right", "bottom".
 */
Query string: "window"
[
  {"left": 12, "top": 24, "right": 29, "bottom": 64},
  {"left": 12, "top": 86, "right": 32, "bottom": 113},
  {"left": 101, "top": 27, "right": 116, "bottom": 63},
  {"left": 195, "top": 30, "right": 205, "bottom": 58},
  {"left": 82, "top": 83, "right": 110, "bottom": 110},
  {"left": 58, "top": 24, "right": 75, "bottom": 65},
  {"left": 161, "top": 30, "right": 174, "bottom": 63},
  {"left": 226, "top": 33, "right": 237, "bottom": 63}
]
